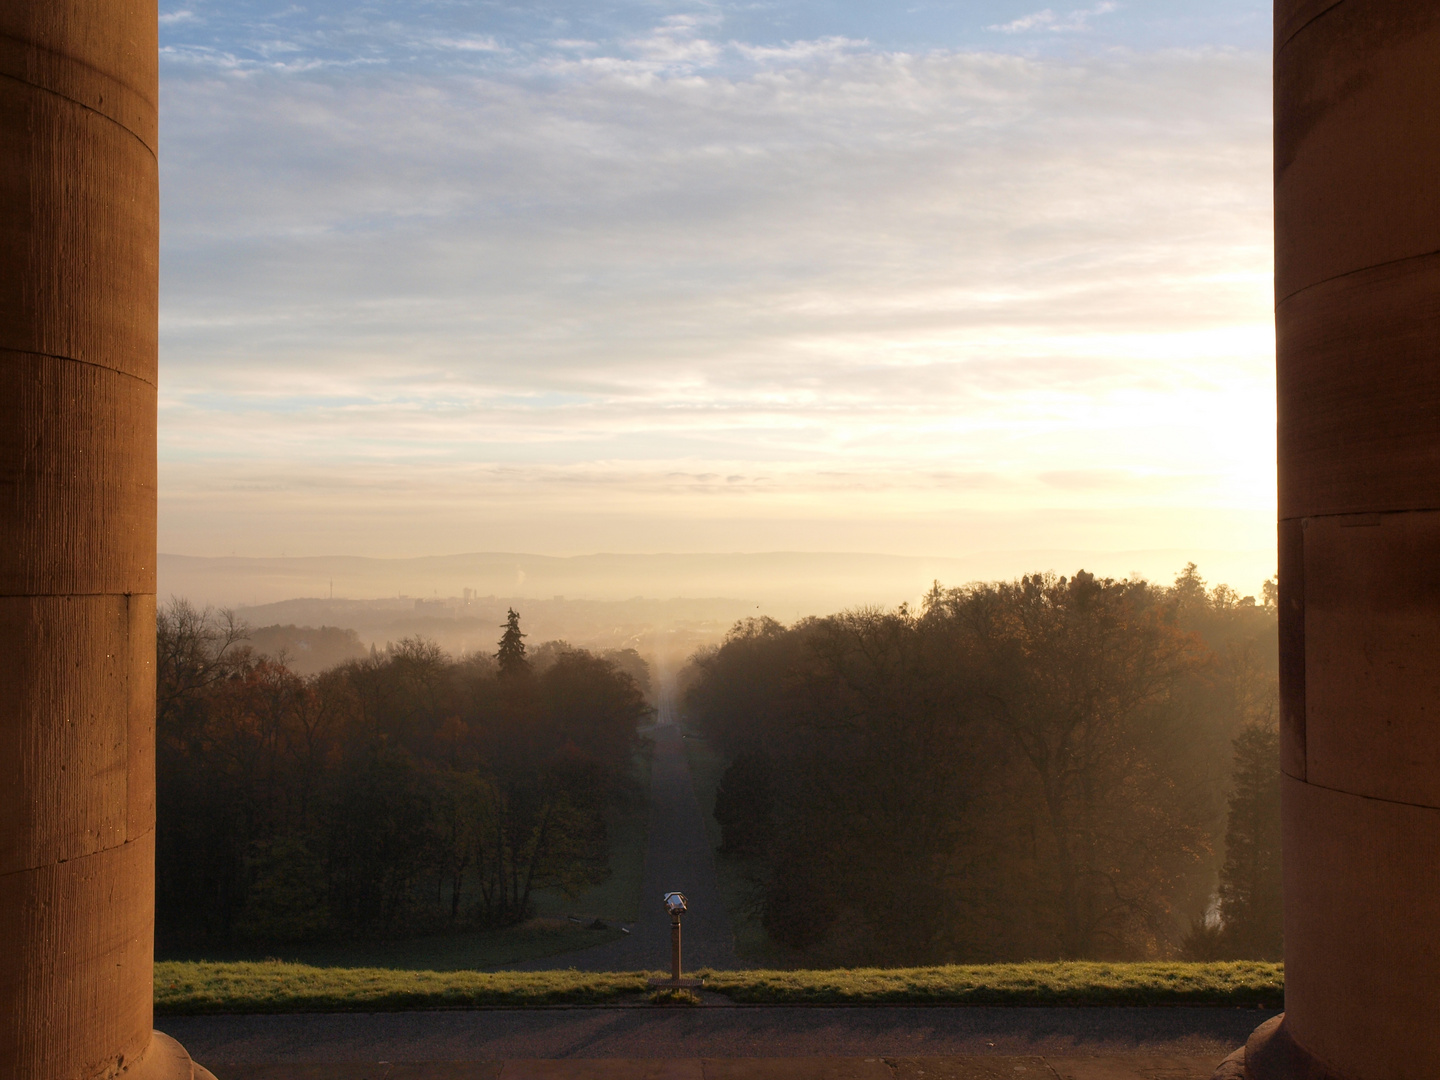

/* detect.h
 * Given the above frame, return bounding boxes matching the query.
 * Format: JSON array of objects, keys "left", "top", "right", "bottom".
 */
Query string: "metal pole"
[{"left": 671, "top": 916, "right": 682, "bottom": 982}]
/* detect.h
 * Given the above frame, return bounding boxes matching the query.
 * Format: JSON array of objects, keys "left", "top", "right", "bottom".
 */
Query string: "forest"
[
  {"left": 155, "top": 565, "right": 1281, "bottom": 965},
  {"left": 682, "top": 566, "right": 1281, "bottom": 966},
  {"left": 155, "top": 604, "right": 652, "bottom": 946}
]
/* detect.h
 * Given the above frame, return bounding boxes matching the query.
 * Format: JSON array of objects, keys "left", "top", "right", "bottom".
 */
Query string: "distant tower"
[
  {"left": 0, "top": 4, "right": 209, "bottom": 1078},
  {"left": 1243, "top": 1, "right": 1440, "bottom": 1078}
]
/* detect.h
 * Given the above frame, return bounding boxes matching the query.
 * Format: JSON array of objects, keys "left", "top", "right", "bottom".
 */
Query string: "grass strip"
[
  {"left": 154, "top": 960, "right": 652, "bottom": 1014},
  {"left": 155, "top": 960, "right": 1283, "bottom": 1014},
  {"left": 699, "top": 961, "right": 1283, "bottom": 1007}
]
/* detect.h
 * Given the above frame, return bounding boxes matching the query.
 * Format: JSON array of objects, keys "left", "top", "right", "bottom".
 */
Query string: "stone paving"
[
  {"left": 205, "top": 1054, "right": 1226, "bottom": 1079},
  {"left": 164, "top": 1005, "right": 1259, "bottom": 1077}
]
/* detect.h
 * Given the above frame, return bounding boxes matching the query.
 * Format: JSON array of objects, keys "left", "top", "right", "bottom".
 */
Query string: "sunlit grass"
[
  {"left": 155, "top": 959, "right": 1282, "bottom": 1014},
  {"left": 154, "top": 959, "right": 653, "bottom": 1014},
  {"left": 699, "top": 961, "right": 1284, "bottom": 1005}
]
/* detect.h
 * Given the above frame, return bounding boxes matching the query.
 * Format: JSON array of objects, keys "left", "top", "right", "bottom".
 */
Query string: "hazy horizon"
[{"left": 161, "top": 546, "right": 1276, "bottom": 613}]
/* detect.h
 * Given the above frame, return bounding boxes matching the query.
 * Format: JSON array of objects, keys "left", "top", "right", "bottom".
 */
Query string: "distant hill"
[
  {"left": 159, "top": 547, "right": 1272, "bottom": 612},
  {"left": 168, "top": 548, "right": 1273, "bottom": 685}
]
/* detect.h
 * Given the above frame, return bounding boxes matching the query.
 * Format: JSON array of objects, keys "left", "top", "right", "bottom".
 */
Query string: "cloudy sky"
[{"left": 158, "top": 0, "right": 1275, "bottom": 586}]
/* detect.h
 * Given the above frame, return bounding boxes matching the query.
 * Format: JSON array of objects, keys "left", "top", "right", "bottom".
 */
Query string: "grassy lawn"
[
  {"left": 154, "top": 959, "right": 651, "bottom": 1014},
  {"left": 154, "top": 960, "right": 1284, "bottom": 1014},
  {"left": 698, "top": 961, "right": 1284, "bottom": 1007},
  {"left": 680, "top": 729, "right": 778, "bottom": 962}
]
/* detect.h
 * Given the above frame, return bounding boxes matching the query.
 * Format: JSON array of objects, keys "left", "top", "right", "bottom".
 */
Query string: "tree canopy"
[
  {"left": 156, "top": 605, "right": 651, "bottom": 945},
  {"left": 683, "top": 567, "right": 1279, "bottom": 964}
]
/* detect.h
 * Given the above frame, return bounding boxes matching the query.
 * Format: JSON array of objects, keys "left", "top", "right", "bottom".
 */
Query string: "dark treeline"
[
  {"left": 683, "top": 566, "right": 1281, "bottom": 966},
  {"left": 156, "top": 604, "right": 652, "bottom": 947}
]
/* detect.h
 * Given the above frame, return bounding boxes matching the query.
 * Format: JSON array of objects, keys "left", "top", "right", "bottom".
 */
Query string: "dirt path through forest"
[{"left": 513, "top": 704, "right": 739, "bottom": 972}]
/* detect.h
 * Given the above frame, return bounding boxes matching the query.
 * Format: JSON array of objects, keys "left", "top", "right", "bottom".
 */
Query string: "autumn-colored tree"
[
  {"left": 155, "top": 603, "right": 650, "bottom": 944},
  {"left": 933, "top": 572, "right": 1211, "bottom": 957},
  {"left": 682, "top": 567, "right": 1274, "bottom": 964},
  {"left": 1218, "top": 722, "right": 1283, "bottom": 958}
]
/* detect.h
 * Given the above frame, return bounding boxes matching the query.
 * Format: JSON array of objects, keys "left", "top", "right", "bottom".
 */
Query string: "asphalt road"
[
  {"left": 162, "top": 1006, "right": 1272, "bottom": 1064},
  {"left": 514, "top": 712, "right": 738, "bottom": 973}
]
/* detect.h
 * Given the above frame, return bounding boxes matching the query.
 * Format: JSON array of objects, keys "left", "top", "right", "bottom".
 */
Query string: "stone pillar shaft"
[
  {"left": 1271, "top": 0, "right": 1440, "bottom": 1077},
  {"left": 0, "top": 4, "right": 200, "bottom": 1078}
]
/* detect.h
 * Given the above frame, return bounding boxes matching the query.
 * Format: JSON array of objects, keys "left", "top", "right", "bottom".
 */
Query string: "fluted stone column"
[
  {"left": 1240, "top": 1, "right": 1440, "bottom": 1078},
  {"left": 0, "top": 4, "right": 207, "bottom": 1078}
]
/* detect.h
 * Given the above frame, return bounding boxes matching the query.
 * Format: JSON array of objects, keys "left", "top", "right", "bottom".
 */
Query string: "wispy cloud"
[
  {"left": 157, "top": 22, "right": 1272, "bottom": 564},
  {"left": 623, "top": 13, "right": 724, "bottom": 70},
  {"left": 989, "top": 2, "right": 1119, "bottom": 34},
  {"left": 429, "top": 35, "right": 505, "bottom": 53},
  {"left": 732, "top": 36, "right": 867, "bottom": 63}
]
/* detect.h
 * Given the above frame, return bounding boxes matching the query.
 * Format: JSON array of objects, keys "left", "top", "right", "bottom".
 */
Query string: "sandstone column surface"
[
  {"left": 0, "top": 4, "right": 204, "bottom": 1078},
  {"left": 1265, "top": 0, "right": 1440, "bottom": 1077}
]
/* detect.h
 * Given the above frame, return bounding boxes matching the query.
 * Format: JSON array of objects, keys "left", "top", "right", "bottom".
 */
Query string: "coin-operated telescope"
[{"left": 648, "top": 890, "right": 703, "bottom": 988}]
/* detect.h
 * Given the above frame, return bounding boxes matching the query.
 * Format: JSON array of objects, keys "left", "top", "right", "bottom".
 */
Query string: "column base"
[
  {"left": 123, "top": 1031, "right": 217, "bottom": 1080},
  {"left": 1211, "top": 1015, "right": 1342, "bottom": 1080}
]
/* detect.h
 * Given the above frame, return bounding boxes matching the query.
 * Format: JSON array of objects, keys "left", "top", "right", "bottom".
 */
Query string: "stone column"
[
  {"left": 1242, "top": 1, "right": 1440, "bottom": 1078},
  {"left": 0, "top": 4, "right": 207, "bottom": 1078}
]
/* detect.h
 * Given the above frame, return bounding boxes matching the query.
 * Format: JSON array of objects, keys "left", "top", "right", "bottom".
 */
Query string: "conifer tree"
[{"left": 496, "top": 608, "right": 529, "bottom": 677}]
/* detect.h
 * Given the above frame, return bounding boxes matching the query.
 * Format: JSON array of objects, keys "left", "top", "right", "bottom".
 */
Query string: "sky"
[{"left": 157, "top": 0, "right": 1277, "bottom": 591}]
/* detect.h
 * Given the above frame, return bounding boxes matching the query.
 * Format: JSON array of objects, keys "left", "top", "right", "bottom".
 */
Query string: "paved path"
[
  {"left": 201, "top": 1053, "right": 1232, "bottom": 1079},
  {"left": 515, "top": 711, "right": 738, "bottom": 973},
  {"left": 163, "top": 1005, "right": 1267, "bottom": 1065}
]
